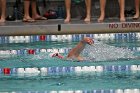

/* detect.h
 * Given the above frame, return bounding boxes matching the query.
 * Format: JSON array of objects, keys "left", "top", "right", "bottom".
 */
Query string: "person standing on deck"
[
  {"left": 64, "top": 0, "right": 91, "bottom": 23},
  {"left": 133, "top": 0, "right": 140, "bottom": 20},
  {"left": 98, "top": 0, "right": 125, "bottom": 22},
  {"left": 23, "top": 0, "right": 47, "bottom": 22},
  {"left": 0, "top": 0, "right": 6, "bottom": 23}
]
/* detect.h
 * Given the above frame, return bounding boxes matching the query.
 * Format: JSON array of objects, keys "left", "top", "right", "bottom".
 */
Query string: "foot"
[
  {"left": 23, "top": 17, "right": 35, "bottom": 22},
  {"left": 64, "top": 17, "right": 71, "bottom": 23},
  {"left": 98, "top": 15, "right": 104, "bottom": 23},
  {"left": 32, "top": 14, "right": 47, "bottom": 20},
  {"left": 0, "top": 18, "right": 5, "bottom": 23},
  {"left": 33, "top": 16, "right": 47, "bottom": 20},
  {"left": 120, "top": 17, "right": 126, "bottom": 22},
  {"left": 84, "top": 17, "right": 91, "bottom": 22},
  {"left": 133, "top": 14, "right": 139, "bottom": 20}
]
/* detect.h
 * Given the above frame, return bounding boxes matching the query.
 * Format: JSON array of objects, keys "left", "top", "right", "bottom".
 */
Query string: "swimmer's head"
[
  {"left": 84, "top": 37, "right": 94, "bottom": 45},
  {"left": 50, "top": 53, "right": 64, "bottom": 59},
  {"left": 90, "top": 39, "right": 94, "bottom": 45}
]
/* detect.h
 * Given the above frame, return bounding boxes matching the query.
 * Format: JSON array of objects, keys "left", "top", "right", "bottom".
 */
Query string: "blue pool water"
[{"left": 0, "top": 34, "right": 140, "bottom": 92}]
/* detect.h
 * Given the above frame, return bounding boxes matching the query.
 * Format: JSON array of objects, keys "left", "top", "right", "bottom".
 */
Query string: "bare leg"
[
  {"left": 118, "top": 0, "right": 125, "bottom": 22},
  {"left": 31, "top": 0, "right": 47, "bottom": 20},
  {"left": 133, "top": 0, "right": 139, "bottom": 19},
  {"left": 84, "top": 0, "right": 91, "bottom": 22},
  {"left": 64, "top": 0, "right": 71, "bottom": 23},
  {"left": 23, "top": 0, "right": 34, "bottom": 22},
  {"left": 98, "top": 0, "right": 106, "bottom": 22},
  {"left": 0, "top": 0, "right": 6, "bottom": 23},
  {"left": 31, "top": 0, "right": 40, "bottom": 19}
]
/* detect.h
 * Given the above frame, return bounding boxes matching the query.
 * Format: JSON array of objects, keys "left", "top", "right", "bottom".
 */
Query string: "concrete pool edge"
[{"left": 1, "top": 21, "right": 140, "bottom": 36}]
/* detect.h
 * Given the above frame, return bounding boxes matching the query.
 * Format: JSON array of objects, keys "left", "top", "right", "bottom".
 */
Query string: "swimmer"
[
  {"left": 51, "top": 37, "right": 94, "bottom": 61},
  {"left": 50, "top": 37, "right": 139, "bottom": 62}
]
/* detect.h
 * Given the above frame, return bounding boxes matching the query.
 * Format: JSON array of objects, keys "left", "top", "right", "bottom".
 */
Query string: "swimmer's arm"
[
  {"left": 67, "top": 40, "right": 86, "bottom": 58},
  {"left": 67, "top": 37, "right": 93, "bottom": 59}
]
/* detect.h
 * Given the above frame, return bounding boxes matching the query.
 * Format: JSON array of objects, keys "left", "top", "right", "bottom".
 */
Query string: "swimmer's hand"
[{"left": 82, "top": 37, "right": 94, "bottom": 45}]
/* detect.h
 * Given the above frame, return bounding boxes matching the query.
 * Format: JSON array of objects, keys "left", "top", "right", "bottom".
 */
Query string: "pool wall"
[{"left": 1, "top": 22, "right": 140, "bottom": 35}]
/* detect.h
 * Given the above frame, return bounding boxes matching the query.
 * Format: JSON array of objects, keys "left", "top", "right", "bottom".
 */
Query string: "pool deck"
[{"left": 0, "top": 18, "right": 140, "bottom": 36}]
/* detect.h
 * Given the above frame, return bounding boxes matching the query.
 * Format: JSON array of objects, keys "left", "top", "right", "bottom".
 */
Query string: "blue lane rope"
[{"left": 0, "top": 65, "right": 140, "bottom": 75}]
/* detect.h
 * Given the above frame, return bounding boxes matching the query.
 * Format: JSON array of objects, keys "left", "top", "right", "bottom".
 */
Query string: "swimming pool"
[{"left": 0, "top": 33, "right": 140, "bottom": 93}]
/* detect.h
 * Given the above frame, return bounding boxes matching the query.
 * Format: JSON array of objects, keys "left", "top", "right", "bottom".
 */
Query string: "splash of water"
[
  {"left": 82, "top": 41, "right": 135, "bottom": 61},
  {"left": 30, "top": 52, "right": 52, "bottom": 60}
]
